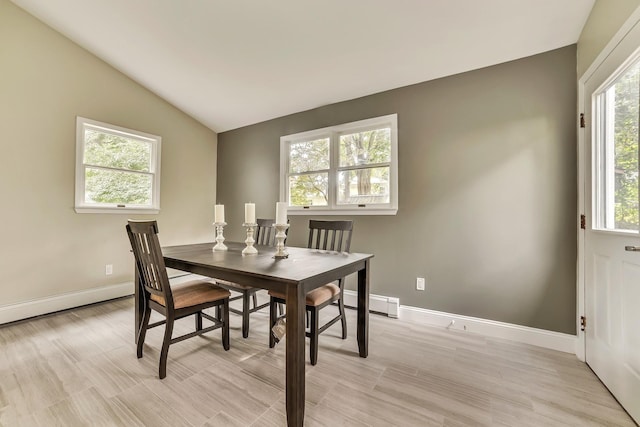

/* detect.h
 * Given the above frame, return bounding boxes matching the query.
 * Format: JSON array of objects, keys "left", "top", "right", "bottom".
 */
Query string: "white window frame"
[
  {"left": 75, "top": 116, "right": 161, "bottom": 214},
  {"left": 280, "top": 114, "right": 398, "bottom": 215},
  {"left": 591, "top": 49, "right": 640, "bottom": 233}
]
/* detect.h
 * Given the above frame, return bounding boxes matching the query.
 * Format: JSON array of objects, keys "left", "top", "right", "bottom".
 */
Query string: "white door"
[{"left": 583, "top": 18, "right": 640, "bottom": 424}]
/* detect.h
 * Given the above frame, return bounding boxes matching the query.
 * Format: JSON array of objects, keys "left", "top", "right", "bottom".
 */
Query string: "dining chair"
[
  {"left": 126, "top": 220, "right": 230, "bottom": 379},
  {"left": 268, "top": 219, "right": 353, "bottom": 365},
  {"left": 214, "top": 218, "right": 281, "bottom": 338}
]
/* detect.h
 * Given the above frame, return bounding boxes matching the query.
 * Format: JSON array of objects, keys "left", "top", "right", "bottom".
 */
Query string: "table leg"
[
  {"left": 357, "top": 259, "right": 370, "bottom": 358},
  {"left": 285, "top": 283, "right": 306, "bottom": 427}
]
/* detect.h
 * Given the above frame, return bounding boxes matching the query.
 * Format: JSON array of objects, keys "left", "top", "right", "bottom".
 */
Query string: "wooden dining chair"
[
  {"left": 268, "top": 219, "right": 353, "bottom": 365},
  {"left": 214, "top": 218, "right": 281, "bottom": 338},
  {"left": 126, "top": 220, "right": 230, "bottom": 379}
]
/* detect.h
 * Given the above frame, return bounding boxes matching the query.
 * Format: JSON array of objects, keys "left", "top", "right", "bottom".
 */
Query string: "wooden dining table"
[{"left": 133, "top": 241, "right": 373, "bottom": 427}]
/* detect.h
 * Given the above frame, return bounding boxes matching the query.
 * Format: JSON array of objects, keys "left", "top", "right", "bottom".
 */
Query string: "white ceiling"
[{"left": 12, "top": 0, "right": 594, "bottom": 133}]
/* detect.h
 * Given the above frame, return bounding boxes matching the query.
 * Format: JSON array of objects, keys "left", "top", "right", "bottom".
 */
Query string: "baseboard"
[
  {"left": 400, "top": 305, "right": 577, "bottom": 354},
  {"left": 0, "top": 272, "right": 204, "bottom": 326},
  {"left": 1, "top": 282, "right": 577, "bottom": 355},
  {"left": 344, "top": 291, "right": 575, "bottom": 354},
  {"left": 0, "top": 282, "right": 134, "bottom": 325},
  {"left": 343, "top": 290, "right": 399, "bottom": 318}
]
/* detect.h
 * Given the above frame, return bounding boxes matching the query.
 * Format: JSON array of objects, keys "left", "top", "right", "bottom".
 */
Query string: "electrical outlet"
[
  {"left": 105, "top": 264, "right": 113, "bottom": 275},
  {"left": 416, "top": 277, "right": 425, "bottom": 291}
]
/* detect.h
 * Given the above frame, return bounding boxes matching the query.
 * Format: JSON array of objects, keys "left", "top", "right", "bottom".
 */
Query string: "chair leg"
[
  {"left": 159, "top": 316, "right": 174, "bottom": 379},
  {"left": 278, "top": 302, "right": 284, "bottom": 316},
  {"left": 222, "top": 299, "right": 230, "bottom": 351},
  {"left": 215, "top": 305, "right": 221, "bottom": 321},
  {"left": 242, "top": 291, "right": 250, "bottom": 338},
  {"left": 269, "top": 297, "right": 278, "bottom": 348},
  {"left": 136, "top": 304, "right": 151, "bottom": 358},
  {"left": 310, "top": 307, "right": 319, "bottom": 366},
  {"left": 195, "top": 311, "right": 202, "bottom": 331},
  {"left": 252, "top": 291, "right": 258, "bottom": 309},
  {"left": 338, "top": 297, "right": 347, "bottom": 339}
]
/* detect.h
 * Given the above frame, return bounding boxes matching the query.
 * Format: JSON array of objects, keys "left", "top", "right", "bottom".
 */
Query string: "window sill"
[
  {"left": 287, "top": 208, "right": 397, "bottom": 216},
  {"left": 590, "top": 227, "right": 639, "bottom": 236},
  {"left": 75, "top": 206, "right": 160, "bottom": 214}
]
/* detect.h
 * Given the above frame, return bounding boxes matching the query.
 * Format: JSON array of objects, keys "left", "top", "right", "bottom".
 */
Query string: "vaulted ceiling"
[{"left": 11, "top": 0, "right": 595, "bottom": 132}]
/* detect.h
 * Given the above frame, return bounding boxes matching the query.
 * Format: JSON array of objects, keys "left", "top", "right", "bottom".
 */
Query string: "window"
[
  {"left": 75, "top": 117, "right": 161, "bottom": 214},
  {"left": 593, "top": 54, "right": 640, "bottom": 232},
  {"left": 280, "top": 114, "right": 397, "bottom": 215}
]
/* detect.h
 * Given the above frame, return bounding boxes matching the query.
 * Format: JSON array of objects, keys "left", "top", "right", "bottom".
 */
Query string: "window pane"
[
  {"left": 84, "top": 129, "right": 151, "bottom": 172},
  {"left": 339, "top": 128, "right": 391, "bottom": 167},
  {"left": 289, "top": 138, "right": 330, "bottom": 173},
  {"left": 601, "top": 60, "right": 640, "bottom": 230},
  {"left": 338, "top": 167, "right": 390, "bottom": 205},
  {"left": 288, "top": 173, "right": 328, "bottom": 206},
  {"left": 85, "top": 167, "right": 152, "bottom": 205}
]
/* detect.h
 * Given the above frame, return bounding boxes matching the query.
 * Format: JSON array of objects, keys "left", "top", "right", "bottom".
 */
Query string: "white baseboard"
[
  {"left": 343, "top": 290, "right": 399, "bottom": 318},
  {"left": 0, "top": 273, "right": 211, "bottom": 326},
  {"left": 344, "top": 291, "right": 575, "bottom": 354},
  {"left": 400, "top": 305, "right": 578, "bottom": 354},
  {"left": 0, "top": 282, "right": 134, "bottom": 325},
  {"left": 1, "top": 283, "right": 577, "bottom": 355}
]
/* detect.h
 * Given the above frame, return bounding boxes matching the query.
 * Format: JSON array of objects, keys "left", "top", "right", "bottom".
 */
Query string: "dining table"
[{"left": 133, "top": 241, "right": 373, "bottom": 427}]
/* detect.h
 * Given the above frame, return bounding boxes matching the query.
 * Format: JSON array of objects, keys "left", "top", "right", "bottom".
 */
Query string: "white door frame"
[{"left": 577, "top": 5, "right": 640, "bottom": 362}]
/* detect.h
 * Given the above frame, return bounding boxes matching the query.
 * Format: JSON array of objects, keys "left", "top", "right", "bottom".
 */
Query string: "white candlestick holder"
[
  {"left": 273, "top": 223, "right": 290, "bottom": 259},
  {"left": 242, "top": 223, "right": 258, "bottom": 255},
  {"left": 212, "top": 222, "right": 228, "bottom": 251}
]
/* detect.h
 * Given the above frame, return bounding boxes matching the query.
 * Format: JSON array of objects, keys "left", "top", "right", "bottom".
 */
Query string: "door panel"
[
  {"left": 592, "top": 253, "right": 611, "bottom": 346},
  {"left": 585, "top": 233, "right": 640, "bottom": 423},
  {"left": 621, "top": 263, "right": 640, "bottom": 376}
]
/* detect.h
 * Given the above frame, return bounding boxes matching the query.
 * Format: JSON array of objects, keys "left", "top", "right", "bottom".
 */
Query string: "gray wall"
[
  {"left": 1, "top": 0, "right": 217, "bottom": 307},
  {"left": 218, "top": 46, "right": 578, "bottom": 334}
]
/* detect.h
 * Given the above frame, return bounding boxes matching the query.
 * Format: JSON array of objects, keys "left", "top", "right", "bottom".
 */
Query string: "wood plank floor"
[{"left": 0, "top": 293, "right": 635, "bottom": 426}]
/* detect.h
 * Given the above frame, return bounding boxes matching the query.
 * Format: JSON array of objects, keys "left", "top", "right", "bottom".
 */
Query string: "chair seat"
[
  {"left": 268, "top": 283, "right": 340, "bottom": 306},
  {"left": 151, "top": 280, "right": 230, "bottom": 309}
]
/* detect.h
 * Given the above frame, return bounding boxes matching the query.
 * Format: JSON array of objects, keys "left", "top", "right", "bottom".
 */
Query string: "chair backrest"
[
  {"left": 255, "top": 218, "right": 276, "bottom": 246},
  {"left": 307, "top": 220, "right": 353, "bottom": 252},
  {"left": 126, "top": 220, "right": 172, "bottom": 303},
  {"left": 255, "top": 218, "right": 289, "bottom": 246}
]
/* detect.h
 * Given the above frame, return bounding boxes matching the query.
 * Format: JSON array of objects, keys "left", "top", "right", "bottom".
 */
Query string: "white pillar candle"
[
  {"left": 214, "top": 204, "right": 225, "bottom": 223},
  {"left": 276, "top": 201, "right": 288, "bottom": 225},
  {"left": 245, "top": 203, "right": 256, "bottom": 224}
]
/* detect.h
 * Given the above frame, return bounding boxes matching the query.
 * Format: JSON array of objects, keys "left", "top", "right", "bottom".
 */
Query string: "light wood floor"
[{"left": 0, "top": 294, "right": 635, "bottom": 427}]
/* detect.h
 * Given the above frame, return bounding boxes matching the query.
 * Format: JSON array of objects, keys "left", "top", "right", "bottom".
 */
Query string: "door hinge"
[
  {"left": 580, "top": 214, "right": 586, "bottom": 230},
  {"left": 580, "top": 316, "right": 586, "bottom": 331},
  {"left": 580, "top": 113, "right": 585, "bottom": 128}
]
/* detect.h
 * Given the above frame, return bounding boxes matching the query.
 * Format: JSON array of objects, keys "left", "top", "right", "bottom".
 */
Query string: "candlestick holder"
[
  {"left": 212, "top": 222, "right": 228, "bottom": 251},
  {"left": 242, "top": 222, "right": 258, "bottom": 255},
  {"left": 273, "top": 223, "right": 290, "bottom": 259}
]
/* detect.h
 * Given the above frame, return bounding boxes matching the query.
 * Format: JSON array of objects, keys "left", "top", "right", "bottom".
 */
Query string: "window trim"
[
  {"left": 591, "top": 48, "right": 640, "bottom": 232},
  {"left": 75, "top": 116, "right": 162, "bottom": 214},
  {"left": 280, "top": 114, "right": 398, "bottom": 215}
]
